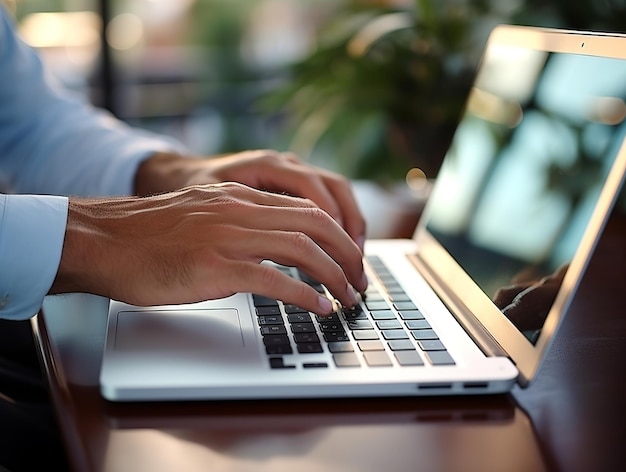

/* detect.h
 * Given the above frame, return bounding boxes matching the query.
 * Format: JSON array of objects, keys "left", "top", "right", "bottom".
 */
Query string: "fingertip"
[
  {"left": 317, "top": 295, "right": 334, "bottom": 315},
  {"left": 359, "top": 271, "right": 369, "bottom": 292},
  {"left": 356, "top": 235, "right": 365, "bottom": 253}
]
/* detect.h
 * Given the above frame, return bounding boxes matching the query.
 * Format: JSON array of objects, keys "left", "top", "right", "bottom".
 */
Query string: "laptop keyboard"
[{"left": 253, "top": 256, "right": 456, "bottom": 369}]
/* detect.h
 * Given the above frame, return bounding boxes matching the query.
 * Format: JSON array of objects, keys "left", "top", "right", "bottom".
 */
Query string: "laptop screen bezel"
[{"left": 413, "top": 25, "right": 626, "bottom": 384}]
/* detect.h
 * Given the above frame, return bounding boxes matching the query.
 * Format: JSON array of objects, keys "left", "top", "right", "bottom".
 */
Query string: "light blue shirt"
[{"left": 0, "top": 6, "right": 187, "bottom": 320}]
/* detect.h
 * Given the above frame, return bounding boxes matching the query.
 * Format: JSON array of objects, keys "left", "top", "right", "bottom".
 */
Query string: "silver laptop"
[{"left": 99, "top": 25, "right": 626, "bottom": 401}]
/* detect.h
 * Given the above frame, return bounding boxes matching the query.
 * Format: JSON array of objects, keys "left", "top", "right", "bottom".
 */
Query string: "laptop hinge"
[{"left": 407, "top": 253, "right": 511, "bottom": 360}]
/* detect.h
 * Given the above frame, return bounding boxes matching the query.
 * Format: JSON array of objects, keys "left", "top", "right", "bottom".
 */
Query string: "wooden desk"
[{"left": 33, "top": 205, "right": 626, "bottom": 472}]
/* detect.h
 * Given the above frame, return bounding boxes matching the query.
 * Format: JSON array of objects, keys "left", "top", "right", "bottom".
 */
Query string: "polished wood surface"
[{"left": 33, "top": 203, "right": 626, "bottom": 472}]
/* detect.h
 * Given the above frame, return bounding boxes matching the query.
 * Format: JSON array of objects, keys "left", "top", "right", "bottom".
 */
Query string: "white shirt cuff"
[{"left": 0, "top": 194, "right": 68, "bottom": 320}]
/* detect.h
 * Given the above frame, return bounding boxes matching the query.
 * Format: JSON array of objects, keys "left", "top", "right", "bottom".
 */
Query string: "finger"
[
  {"left": 219, "top": 227, "right": 361, "bottom": 309},
  {"left": 319, "top": 173, "right": 367, "bottom": 251},
  {"left": 224, "top": 262, "right": 335, "bottom": 315},
  {"left": 249, "top": 162, "right": 345, "bottom": 224},
  {"left": 228, "top": 203, "right": 367, "bottom": 294},
  {"left": 184, "top": 184, "right": 367, "bottom": 293},
  {"left": 492, "top": 283, "right": 534, "bottom": 308},
  {"left": 274, "top": 153, "right": 366, "bottom": 251},
  {"left": 503, "top": 285, "right": 559, "bottom": 331}
]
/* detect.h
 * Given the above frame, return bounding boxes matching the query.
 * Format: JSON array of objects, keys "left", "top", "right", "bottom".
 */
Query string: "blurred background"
[{"left": 7, "top": 0, "right": 626, "bottom": 187}]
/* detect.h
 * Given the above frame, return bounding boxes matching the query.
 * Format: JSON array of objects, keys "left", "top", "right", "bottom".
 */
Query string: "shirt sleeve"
[
  {"left": 0, "top": 194, "right": 68, "bottom": 320},
  {"left": 0, "top": 6, "right": 189, "bottom": 197},
  {"left": 0, "top": 6, "right": 189, "bottom": 320}
]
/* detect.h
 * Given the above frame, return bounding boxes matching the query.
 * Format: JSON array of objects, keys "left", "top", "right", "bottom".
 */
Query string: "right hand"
[{"left": 51, "top": 183, "right": 367, "bottom": 315}]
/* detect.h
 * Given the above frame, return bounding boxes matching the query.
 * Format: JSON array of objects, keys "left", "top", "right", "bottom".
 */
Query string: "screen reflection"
[{"left": 425, "top": 46, "right": 626, "bottom": 343}]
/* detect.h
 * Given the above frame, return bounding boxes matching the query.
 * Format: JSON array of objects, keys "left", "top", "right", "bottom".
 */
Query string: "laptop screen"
[{"left": 422, "top": 35, "right": 626, "bottom": 344}]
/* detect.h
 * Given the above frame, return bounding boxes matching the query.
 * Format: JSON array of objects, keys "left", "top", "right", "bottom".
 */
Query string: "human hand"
[
  {"left": 51, "top": 183, "right": 367, "bottom": 315},
  {"left": 135, "top": 150, "right": 366, "bottom": 251},
  {"left": 493, "top": 264, "right": 569, "bottom": 332}
]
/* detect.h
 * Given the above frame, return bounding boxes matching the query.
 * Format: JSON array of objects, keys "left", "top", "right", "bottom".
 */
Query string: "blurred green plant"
[{"left": 263, "top": 0, "right": 509, "bottom": 182}]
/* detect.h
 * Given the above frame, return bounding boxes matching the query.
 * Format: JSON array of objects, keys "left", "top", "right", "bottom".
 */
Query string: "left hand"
[{"left": 135, "top": 150, "right": 366, "bottom": 251}]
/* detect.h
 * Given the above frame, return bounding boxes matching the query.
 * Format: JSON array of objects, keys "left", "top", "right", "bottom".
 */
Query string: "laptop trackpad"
[{"left": 113, "top": 309, "right": 244, "bottom": 352}]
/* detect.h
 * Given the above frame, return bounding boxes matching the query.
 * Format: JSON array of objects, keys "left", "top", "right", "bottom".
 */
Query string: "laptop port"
[
  {"left": 418, "top": 383, "right": 452, "bottom": 390},
  {"left": 463, "top": 382, "right": 488, "bottom": 390}
]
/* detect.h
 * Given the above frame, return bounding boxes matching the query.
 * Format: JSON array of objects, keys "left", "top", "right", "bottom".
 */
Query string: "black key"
[
  {"left": 303, "top": 362, "right": 328, "bottom": 368},
  {"left": 265, "top": 344, "right": 293, "bottom": 355},
  {"left": 316, "top": 313, "right": 341, "bottom": 322},
  {"left": 284, "top": 304, "right": 308, "bottom": 314},
  {"left": 342, "top": 311, "right": 368, "bottom": 321},
  {"left": 297, "top": 343, "right": 323, "bottom": 354},
  {"left": 294, "top": 332, "right": 320, "bottom": 344},
  {"left": 328, "top": 341, "right": 354, "bottom": 353},
  {"left": 260, "top": 325, "right": 287, "bottom": 335},
  {"left": 343, "top": 304, "right": 364, "bottom": 314},
  {"left": 252, "top": 294, "right": 278, "bottom": 307},
  {"left": 262, "top": 334, "right": 290, "bottom": 346},
  {"left": 287, "top": 313, "right": 312, "bottom": 323},
  {"left": 324, "top": 332, "right": 350, "bottom": 343},
  {"left": 290, "top": 323, "right": 316, "bottom": 333},
  {"left": 269, "top": 357, "right": 295, "bottom": 369},
  {"left": 257, "top": 315, "right": 284, "bottom": 325},
  {"left": 319, "top": 321, "right": 344, "bottom": 332},
  {"left": 256, "top": 305, "right": 282, "bottom": 316}
]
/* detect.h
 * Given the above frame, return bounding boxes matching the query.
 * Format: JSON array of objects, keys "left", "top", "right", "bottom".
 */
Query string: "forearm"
[{"left": 0, "top": 8, "right": 187, "bottom": 197}]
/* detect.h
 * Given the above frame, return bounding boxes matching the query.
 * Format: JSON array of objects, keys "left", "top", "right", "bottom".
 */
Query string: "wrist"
[
  {"left": 134, "top": 151, "right": 203, "bottom": 196},
  {"left": 50, "top": 197, "right": 121, "bottom": 298}
]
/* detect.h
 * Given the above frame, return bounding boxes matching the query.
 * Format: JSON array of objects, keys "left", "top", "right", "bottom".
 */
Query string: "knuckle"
[
  {"left": 253, "top": 149, "right": 281, "bottom": 163},
  {"left": 304, "top": 206, "right": 332, "bottom": 224},
  {"left": 326, "top": 264, "right": 347, "bottom": 288},
  {"left": 293, "top": 280, "right": 316, "bottom": 303},
  {"left": 257, "top": 264, "right": 283, "bottom": 288},
  {"left": 209, "top": 186, "right": 251, "bottom": 211},
  {"left": 330, "top": 173, "right": 349, "bottom": 186},
  {"left": 289, "top": 231, "right": 315, "bottom": 254}
]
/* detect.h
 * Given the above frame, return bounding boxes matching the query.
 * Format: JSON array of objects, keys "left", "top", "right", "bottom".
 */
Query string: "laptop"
[{"left": 99, "top": 24, "right": 626, "bottom": 401}]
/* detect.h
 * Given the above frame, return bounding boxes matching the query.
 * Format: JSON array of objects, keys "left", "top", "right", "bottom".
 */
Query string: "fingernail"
[
  {"left": 360, "top": 272, "right": 369, "bottom": 291},
  {"left": 317, "top": 295, "right": 333, "bottom": 315},
  {"left": 348, "top": 284, "right": 360, "bottom": 308},
  {"left": 357, "top": 235, "right": 365, "bottom": 252}
]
